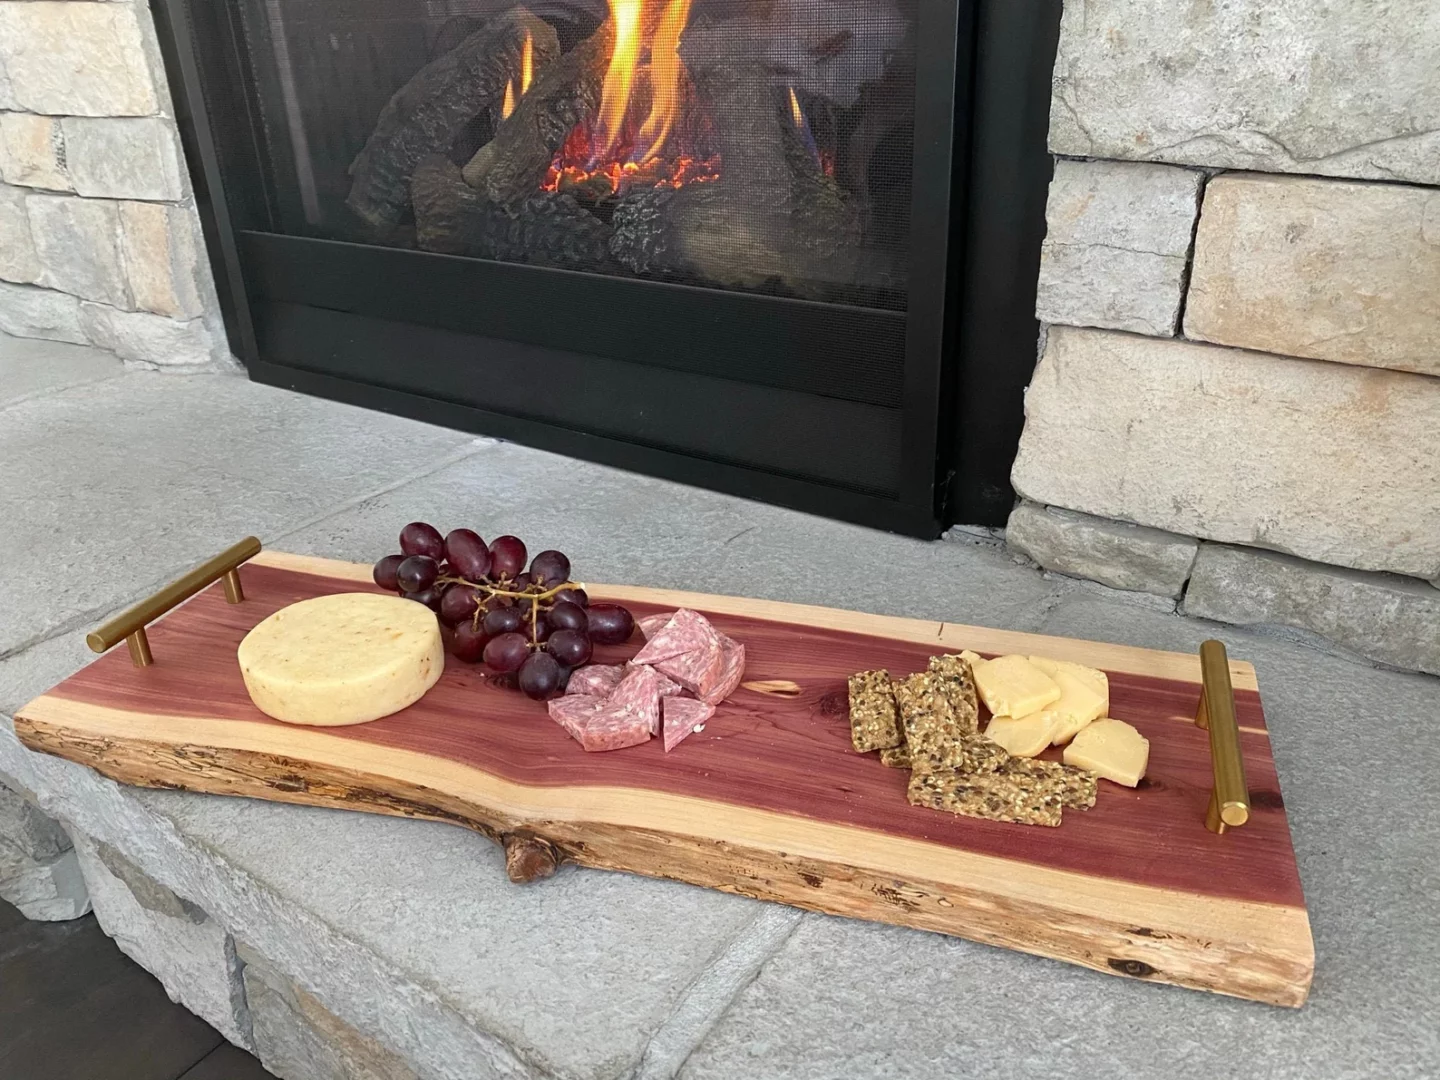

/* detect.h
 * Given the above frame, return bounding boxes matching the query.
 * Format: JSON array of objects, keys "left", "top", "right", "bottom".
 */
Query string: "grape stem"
[
  {"left": 436, "top": 575, "right": 578, "bottom": 603},
  {"left": 440, "top": 575, "right": 585, "bottom": 648}
]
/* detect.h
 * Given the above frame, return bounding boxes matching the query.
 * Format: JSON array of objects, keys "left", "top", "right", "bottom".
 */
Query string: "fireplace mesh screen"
[{"left": 234, "top": 0, "right": 918, "bottom": 310}]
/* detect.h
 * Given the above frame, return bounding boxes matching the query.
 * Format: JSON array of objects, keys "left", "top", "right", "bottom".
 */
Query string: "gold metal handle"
[
  {"left": 87, "top": 537, "right": 262, "bottom": 668},
  {"left": 1195, "top": 639, "right": 1250, "bottom": 833}
]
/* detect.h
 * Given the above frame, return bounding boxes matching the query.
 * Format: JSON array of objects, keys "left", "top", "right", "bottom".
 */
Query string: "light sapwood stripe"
[{"left": 249, "top": 550, "right": 1262, "bottom": 692}]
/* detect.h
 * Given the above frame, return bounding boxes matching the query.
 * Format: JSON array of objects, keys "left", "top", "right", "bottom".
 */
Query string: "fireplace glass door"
[
  {"left": 240, "top": 0, "right": 916, "bottom": 311},
  {"left": 166, "top": 0, "right": 973, "bottom": 535}
]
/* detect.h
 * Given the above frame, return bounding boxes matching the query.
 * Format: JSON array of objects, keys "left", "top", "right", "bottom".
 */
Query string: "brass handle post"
[
  {"left": 1195, "top": 639, "right": 1250, "bottom": 833},
  {"left": 87, "top": 537, "right": 262, "bottom": 668}
]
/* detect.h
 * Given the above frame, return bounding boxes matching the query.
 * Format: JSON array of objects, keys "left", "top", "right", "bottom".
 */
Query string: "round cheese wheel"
[{"left": 238, "top": 593, "right": 443, "bottom": 726}]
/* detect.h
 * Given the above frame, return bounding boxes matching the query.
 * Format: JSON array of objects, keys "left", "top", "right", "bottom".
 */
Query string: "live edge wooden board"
[{"left": 15, "top": 551, "right": 1313, "bottom": 1006}]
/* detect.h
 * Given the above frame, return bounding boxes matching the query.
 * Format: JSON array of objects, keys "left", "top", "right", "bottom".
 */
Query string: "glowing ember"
[
  {"left": 543, "top": 0, "right": 720, "bottom": 196},
  {"left": 502, "top": 80, "right": 517, "bottom": 119}
]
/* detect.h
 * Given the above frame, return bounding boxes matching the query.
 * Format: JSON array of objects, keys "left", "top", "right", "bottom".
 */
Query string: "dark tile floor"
[{"left": 0, "top": 898, "right": 273, "bottom": 1080}]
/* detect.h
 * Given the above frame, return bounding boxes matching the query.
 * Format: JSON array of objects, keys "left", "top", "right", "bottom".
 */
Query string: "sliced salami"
[
  {"left": 547, "top": 694, "right": 608, "bottom": 744},
  {"left": 574, "top": 702, "right": 653, "bottom": 751},
  {"left": 637, "top": 613, "right": 672, "bottom": 640},
  {"left": 548, "top": 692, "right": 653, "bottom": 752},
  {"left": 631, "top": 609, "right": 719, "bottom": 665},
  {"left": 655, "top": 634, "right": 725, "bottom": 698},
  {"left": 609, "top": 663, "right": 662, "bottom": 736},
  {"left": 566, "top": 664, "right": 625, "bottom": 697},
  {"left": 646, "top": 665, "right": 686, "bottom": 698},
  {"left": 663, "top": 696, "right": 715, "bottom": 752},
  {"left": 701, "top": 637, "right": 747, "bottom": 705}
]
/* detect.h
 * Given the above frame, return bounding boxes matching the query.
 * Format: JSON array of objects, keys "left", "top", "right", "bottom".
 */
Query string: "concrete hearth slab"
[
  {"left": 0, "top": 331, "right": 124, "bottom": 407},
  {"left": 278, "top": 440, "right": 1068, "bottom": 633},
  {"left": 0, "top": 627, "right": 95, "bottom": 719},
  {"left": 134, "top": 792, "right": 773, "bottom": 1080},
  {"left": 0, "top": 366, "right": 479, "bottom": 657}
]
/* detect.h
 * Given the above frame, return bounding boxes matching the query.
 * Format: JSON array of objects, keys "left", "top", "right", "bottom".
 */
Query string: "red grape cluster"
[{"left": 373, "top": 522, "right": 635, "bottom": 700}]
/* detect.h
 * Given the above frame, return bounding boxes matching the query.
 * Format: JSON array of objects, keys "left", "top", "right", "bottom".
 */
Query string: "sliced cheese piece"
[
  {"left": 1028, "top": 655, "right": 1108, "bottom": 707},
  {"left": 238, "top": 593, "right": 443, "bottom": 726},
  {"left": 1027, "top": 656, "right": 1109, "bottom": 746},
  {"left": 983, "top": 712, "right": 1060, "bottom": 758},
  {"left": 1063, "top": 718, "right": 1149, "bottom": 787},
  {"left": 971, "top": 654, "right": 1061, "bottom": 720}
]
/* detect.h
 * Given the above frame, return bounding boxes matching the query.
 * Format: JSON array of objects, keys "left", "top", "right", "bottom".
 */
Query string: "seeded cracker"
[
  {"left": 907, "top": 768, "right": 1066, "bottom": 827},
  {"left": 893, "top": 672, "right": 1009, "bottom": 775},
  {"left": 847, "top": 670, "right": 903, "bottom": 752},
  {"left": 1004, "top": 758, "right": 1098, "bottom": 810},
  {"left": 879, "top": 745, "right": 911, "bottom": 769},
  {"left": 925, "top": 654, "right": 980, "bottom": 733}
]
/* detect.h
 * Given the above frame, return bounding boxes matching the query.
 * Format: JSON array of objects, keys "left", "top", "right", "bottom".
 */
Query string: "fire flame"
[
  {"left": 785, "top": 84, "right": 833, "bottom": 177},
  {"left": 543, "top": 0, "right": 719, "bottom": 196},
  {"left": 787, "top": 86, "right": 804, "bottom": 130},
  {"left": 635, "top": 0, "right": 692, "bottom": 163},
  {"left": 595, "top": 0, "right": 644, "bottom": 156},
  {"left": 500, "top": 30, "right": 535, "bottom": 121}
]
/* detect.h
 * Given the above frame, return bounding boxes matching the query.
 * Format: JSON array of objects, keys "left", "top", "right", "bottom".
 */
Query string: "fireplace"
[{"left": 155, "top": 0, "right": 1057, "bottom": 534}]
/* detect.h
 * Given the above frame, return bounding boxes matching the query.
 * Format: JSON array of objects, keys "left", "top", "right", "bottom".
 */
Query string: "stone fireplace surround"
[
  {"left": 0, "top": 0, "right": 227, "bottom": 365},
  {"left": 0, "top": 0, "right": 1436, "bottom": 677},
  {"left": 1008, "top": 0, "right": 1440, "bottom": 675}
]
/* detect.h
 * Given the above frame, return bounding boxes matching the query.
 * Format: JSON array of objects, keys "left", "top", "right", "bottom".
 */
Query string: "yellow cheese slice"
[
  {"left": 971, "top": 654, "right": 1061, "bottom": 719},
  {"left": 238, "top": 593, "right": 443, "bottom": 726},
  {"left": 983, "top": 712, "right": 1060, "bottom": 758},
  {"left": 1027, "top": 656, "right": 1109, "bottom": 746},
  {"left": 1062, "top": 718, "right": 1149, "bottom": 787}
]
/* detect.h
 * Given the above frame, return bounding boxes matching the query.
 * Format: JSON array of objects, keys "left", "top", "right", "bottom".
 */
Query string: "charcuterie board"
[{"left": 14, "top": 550, "right": 1313, "bottom": 1006}]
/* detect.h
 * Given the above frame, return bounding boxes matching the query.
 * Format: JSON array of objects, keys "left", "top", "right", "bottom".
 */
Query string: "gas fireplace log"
[
  {"left": 347, "top": 9, "right": 560, "bottom": 227},
  {"left": 460, "top": 21, "right": 614, "bottom": 201},
  {"left": 412, "top": 155, "right": 618, "bottom": 272},
  {"left": 610, "top": 39, "right": 862, "bottom": 299},
  {"left": 609, "top": 178, "right": 860, "bottom": 299}
]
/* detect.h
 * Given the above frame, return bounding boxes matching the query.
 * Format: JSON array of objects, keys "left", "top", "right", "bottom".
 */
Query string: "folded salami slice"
[
  {"left": 662, "top": 696, "right": 715, "bottom": 752},
  {"left": 655, "top": 634, "right": 725, "bottom": 698},
  {"left": 566, "top": 664, "right": 625, "bottom": 697},
  {"left": 648, "top": 666, "right": 686, "bottom": 699},
  {"left": 610, "top": 663, "right": 662, "bottom": 736},
  {"left": 701, "top": 637, "right": 747, "bottom": 705},
  {"left": 632, "top": 609, "right": 719, "bottom": 665},
  {"left": 637, "top": 613, "right": 672, "bottom": 640}
]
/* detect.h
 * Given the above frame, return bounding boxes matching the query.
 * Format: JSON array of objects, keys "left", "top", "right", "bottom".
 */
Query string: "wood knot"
[
  {"left": 503, "top": 833, "right": 560, "bottom": 883},
  {"left": 741, "top": 679, "right": 803, "bottom": 698},
  {"left": 816, "top": 689, "right": 848, "bottom": 716},
  {"left": 1108, "top": 958, "right": 1157, "bottom": 978}
]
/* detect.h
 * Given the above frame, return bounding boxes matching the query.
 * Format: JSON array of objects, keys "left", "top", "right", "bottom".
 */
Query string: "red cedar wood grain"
[{"left": 14, "top": 551, "right": 1313, "bottom": 1007}]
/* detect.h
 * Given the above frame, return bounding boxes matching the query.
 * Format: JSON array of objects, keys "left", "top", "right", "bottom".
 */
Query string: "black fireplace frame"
[{"left": 153, "top": 0, "right": 1058, "bottom": 537}]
